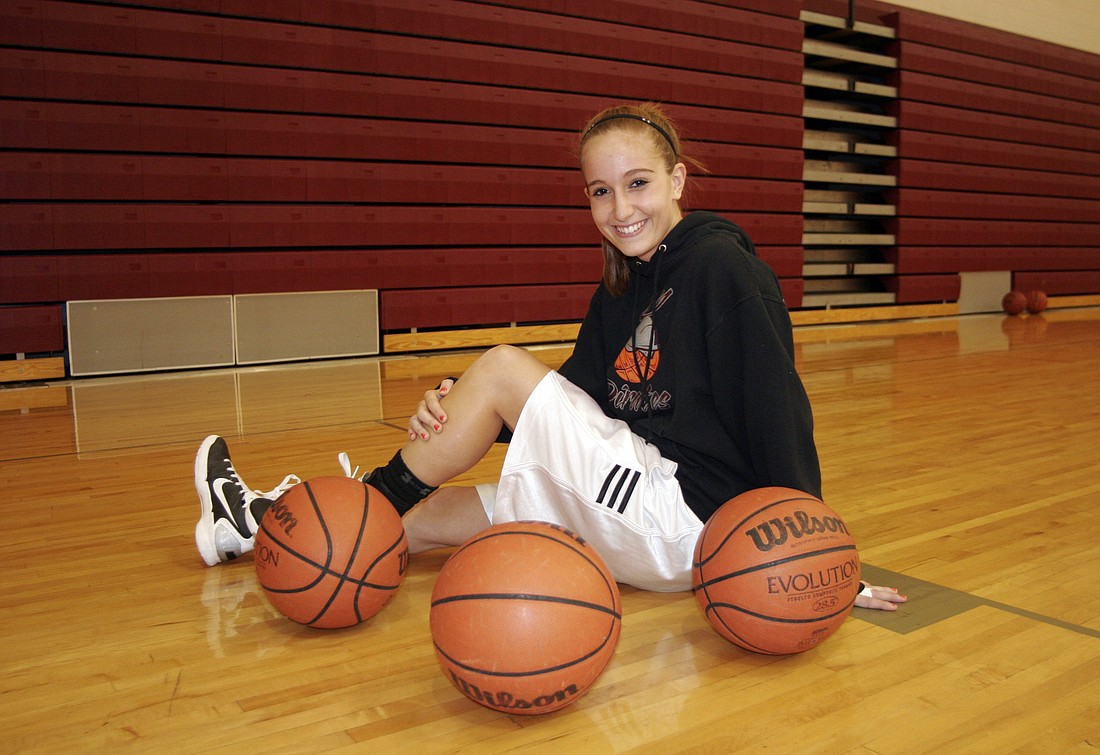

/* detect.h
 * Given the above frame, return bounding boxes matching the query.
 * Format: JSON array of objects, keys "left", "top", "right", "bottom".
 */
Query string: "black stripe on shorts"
[{"left": 597, "top": 464, "right": 641, "bottom": 514}]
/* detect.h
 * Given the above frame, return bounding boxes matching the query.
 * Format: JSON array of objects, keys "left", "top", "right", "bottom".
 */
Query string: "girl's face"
[{"left": 581, "top": 130, "right": 686, "bottom": 263}]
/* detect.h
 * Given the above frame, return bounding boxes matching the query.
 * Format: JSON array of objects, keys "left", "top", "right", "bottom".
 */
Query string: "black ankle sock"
[
  {"left": 249, "top": 498, "right": 272, "bottom": 527},
  {"left": 364, "top": 450, "right": 437, "bottom": 515}
]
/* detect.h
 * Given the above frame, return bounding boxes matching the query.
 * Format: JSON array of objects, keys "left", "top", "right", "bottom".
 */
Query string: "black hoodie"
[{"left": 558, "top": 210, "right": 821, "bottom": 522}]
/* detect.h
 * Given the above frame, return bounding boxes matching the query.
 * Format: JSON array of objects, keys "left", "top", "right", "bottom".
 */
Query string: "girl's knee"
[
  {"left": 476, "top": 344, "right": 540, "bottom": 375},
  {"left": 465, "top": 344, "right": 550, "bottom": 402},
  {"left": 483, "top": 344, "right": 527, "bottom": 366}
]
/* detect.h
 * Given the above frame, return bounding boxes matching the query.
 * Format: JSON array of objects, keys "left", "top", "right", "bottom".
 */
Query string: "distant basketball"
[
  {"left": 1001, "top": 291, "right": 1027, "bottom": 315},
  {"left": 254, "top": 476, "right": 408, "bottom": 629},
  {"left": 430, "top": 521, "right": 621, "bottom": 715},
  {"left": 693, "top": 487, "right": 860, "bottom": 655},
  {"left": 1025, "top": 290, "right": 1048, "bottom": 314}
]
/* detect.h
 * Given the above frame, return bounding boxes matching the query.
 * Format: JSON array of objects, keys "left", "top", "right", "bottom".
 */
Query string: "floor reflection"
[
  {"left": 200, "top": 565, "right": 291, "bottom": 660},
  {"left": 0, "top": 361, "right": 386, "bottom": 459},
  {"left": 2, "top": 309, "right": 1097, "bottom": 464}
]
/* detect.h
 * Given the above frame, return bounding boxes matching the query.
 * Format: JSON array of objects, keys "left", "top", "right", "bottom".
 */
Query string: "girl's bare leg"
[
  {"left": 403, "top": 486, "right": 489, "bottom": 553},
  {"left": 399, "top": 345, "right": 550, "bottom": 486}
]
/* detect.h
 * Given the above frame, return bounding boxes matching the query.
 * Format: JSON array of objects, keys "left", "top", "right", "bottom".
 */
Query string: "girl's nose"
[{"left": 613, "top": 193, "right": 632, "bottom": 220}]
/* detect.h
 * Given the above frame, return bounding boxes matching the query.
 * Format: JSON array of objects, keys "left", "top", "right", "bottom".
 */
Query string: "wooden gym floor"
[{"left": 2, "top": 308, "right": 1098, "bottom": 753}]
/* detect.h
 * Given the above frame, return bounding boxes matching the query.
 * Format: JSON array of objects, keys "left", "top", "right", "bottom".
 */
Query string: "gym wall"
[{"left": 1, "top": 0, "right": 1097, "bottom": 377}]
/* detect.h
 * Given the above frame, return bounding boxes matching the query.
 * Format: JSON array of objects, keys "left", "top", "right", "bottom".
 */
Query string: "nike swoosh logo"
[{"left": 212, "top": 477, "right": 249, "bottom": 537}]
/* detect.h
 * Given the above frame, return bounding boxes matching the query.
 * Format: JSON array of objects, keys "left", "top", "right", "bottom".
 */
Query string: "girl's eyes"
[{"left": 590, "top": 180, "right": 648, "bottom": 198}]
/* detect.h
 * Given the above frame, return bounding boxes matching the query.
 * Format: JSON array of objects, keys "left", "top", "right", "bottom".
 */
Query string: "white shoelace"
[
  {"left": 337, "top": 452, "right": 360, "bottom": 480},
  {"left": 257, "top": 474, "right": 301, "bottom": 499}
]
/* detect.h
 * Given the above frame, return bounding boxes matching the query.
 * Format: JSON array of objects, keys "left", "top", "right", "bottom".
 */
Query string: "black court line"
[{"left": 853, "top": 564, "right": 1100, "bottom": 639}]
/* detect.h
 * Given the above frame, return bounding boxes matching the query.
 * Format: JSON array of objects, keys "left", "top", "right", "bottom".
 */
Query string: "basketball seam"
[
  {"left": 705, "top": 596, "right": 857, "bottom": 625},
  {"left": 445, "top": 527, "right": 621, "bottom": 612},
  {"left": 432, "top": 592, "right": 622, "bottom": 619},
  {"left": 694, "top": 543, "right": 859, "bottom": 591},
  {"left": 433, "top": 628, "right": 619, "bottom": 678},
  {"left": 306, "top": 479, "right": 370, "bottom": 626}
]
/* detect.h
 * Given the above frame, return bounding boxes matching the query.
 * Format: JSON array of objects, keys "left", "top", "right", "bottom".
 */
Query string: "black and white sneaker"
[{"left": 194, "top": 435, "right": 299, "bottom": 566}]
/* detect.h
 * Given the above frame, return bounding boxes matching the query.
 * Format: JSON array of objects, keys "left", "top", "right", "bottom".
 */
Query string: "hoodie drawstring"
[{"left": 630, "top": 244, "right": 666, "bottom": 443}]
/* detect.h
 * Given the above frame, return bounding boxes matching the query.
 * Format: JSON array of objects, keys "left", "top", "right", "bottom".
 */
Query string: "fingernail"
[
  {"left": 439, "top": 414, "right": 446, "bottom": 422},
  {"left": 421, "top": 432, "right": 429, "bottom": 439},
  {"left": 433, "top": 424, "right": 441, "bottom": 431}
]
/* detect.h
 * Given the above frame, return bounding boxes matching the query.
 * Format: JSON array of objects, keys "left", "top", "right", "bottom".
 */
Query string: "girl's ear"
[{"left": 671, "top": 162, "right": 687, "bottom": 201}]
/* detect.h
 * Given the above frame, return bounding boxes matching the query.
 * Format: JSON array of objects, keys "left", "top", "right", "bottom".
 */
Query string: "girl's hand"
[
  {"left": 408, "top": 378, "right": 456, "bottom": 441},
  {"left": 856, "top": 583, "right": 907, "bottom": 611}
]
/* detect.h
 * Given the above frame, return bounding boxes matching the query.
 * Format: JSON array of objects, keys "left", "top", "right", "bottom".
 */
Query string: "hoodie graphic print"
[{"left": 608, "top": 286, "right": 673, "bottom": 417}]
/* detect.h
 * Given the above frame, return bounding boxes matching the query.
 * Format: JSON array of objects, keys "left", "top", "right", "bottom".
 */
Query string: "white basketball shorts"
[{"left": 476, "top": 370, "right": 703, "bottom": 592}]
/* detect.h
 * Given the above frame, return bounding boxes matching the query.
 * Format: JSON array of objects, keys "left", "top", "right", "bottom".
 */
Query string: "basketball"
[
  {"left": 1001, "top": 290, "right": 1027, "bottom": 315},
  {"left": 254, "top": 476, "right": 408, "bottom": 629},
  {"left": 1025, "top": 290, "right": 1048, "bottom": 314},
  {"left": 429, "top": 521, "right": 621, "bottom": 715},
  {"left": 692, "top": 487, "right": 860, "bottom": 655}
]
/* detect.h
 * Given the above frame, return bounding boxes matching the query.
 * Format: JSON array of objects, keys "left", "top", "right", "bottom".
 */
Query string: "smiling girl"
[{"left": 194, "top": 103, "right": 904, "bottom": 609}]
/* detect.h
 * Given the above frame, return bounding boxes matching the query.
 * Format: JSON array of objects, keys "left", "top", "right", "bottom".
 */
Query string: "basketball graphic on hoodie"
[{"left": 614, "top": 288, "right": 673, "bottom": 383}]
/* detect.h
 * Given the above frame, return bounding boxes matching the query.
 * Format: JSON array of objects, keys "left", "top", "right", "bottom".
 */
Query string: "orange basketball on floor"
[
  {"left": 430, "top": 521, "right": 621, "bottom": 715},
  {"left": 692, "top": 487, "right": 860, "bottom": 655},
  {"left": 254, "top": 476, "right": 408, "bottom": 629},
  {"left": 1025, "top": 290, "right": 1048, "bottom": 314},
  {"left": 1002, "top": 290, "right": 1027, "bottom": 315}
]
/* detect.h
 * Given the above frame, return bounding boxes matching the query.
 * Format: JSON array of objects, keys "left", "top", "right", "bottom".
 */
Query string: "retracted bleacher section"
[
  {"left": 887, "top": 6, "right": 1100, "bottom": 303},
  {"left": 1, "top": 0, "right": 1098, "bottom": 381}
]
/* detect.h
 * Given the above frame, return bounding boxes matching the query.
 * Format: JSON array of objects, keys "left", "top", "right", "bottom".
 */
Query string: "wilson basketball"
[
  {"left": 430, "top": 521, "right": 621, "bottom": 715},
  {"left": 1025, "top": 290, "right": 1048, "bottom": 314},
  {"left": 692, "top": 487, "right": 860, "bottom": 655},
  {"left": 254, "top": 476, "right": 408, "bottom": 629},
  {"left": 1002, "top": 290, "right": 1027, "bottom": 315}
]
